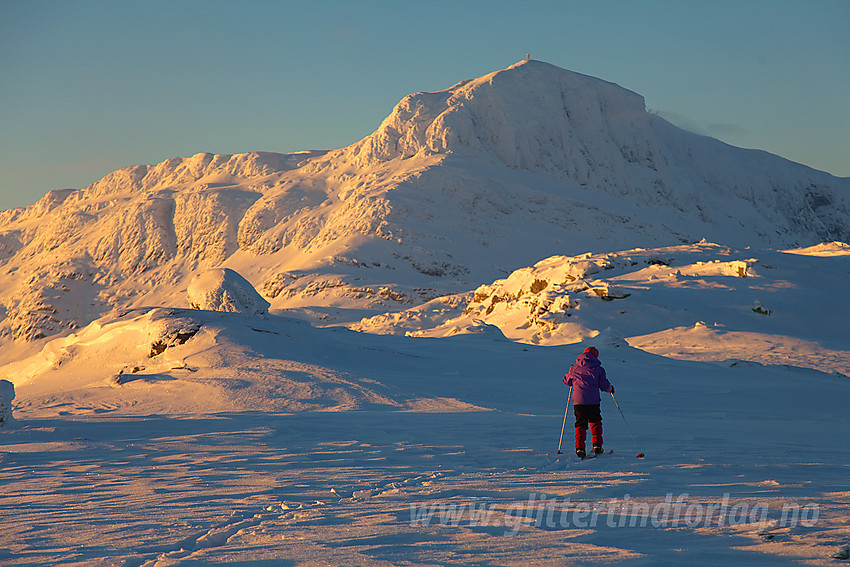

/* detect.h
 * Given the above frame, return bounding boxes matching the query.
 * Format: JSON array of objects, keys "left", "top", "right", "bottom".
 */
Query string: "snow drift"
[
  {"left": 187, "top": 268, "right": 270, "bottom": 315},
  {"left": 2, "top": 307, "right": 489, "bottom": 415},
  {"left": 358, "top": 240, "right": 850, "bottom": 375}
]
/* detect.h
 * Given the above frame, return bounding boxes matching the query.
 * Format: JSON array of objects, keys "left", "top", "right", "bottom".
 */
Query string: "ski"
[{"left": 581, "top": 449, "right": 614, "bottom": 460}]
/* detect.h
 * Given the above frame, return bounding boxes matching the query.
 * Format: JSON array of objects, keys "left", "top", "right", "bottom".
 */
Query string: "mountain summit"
[
  {"left": 349, "top": 60, "right": 648, "bottom": 175},
  {"left": 0, "top": 60, "right": 847, "bottom": 342}
]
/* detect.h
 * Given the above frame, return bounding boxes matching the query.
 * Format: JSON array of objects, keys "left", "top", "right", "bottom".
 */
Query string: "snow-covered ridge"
[
  {"left": 1, "top": 59, "right": 849, "bottom": 345},
  {"left": 357, "top": 240, "right": 850, "bottom": 377},
  {"left": 2, "top": 307, "right": 489, "bottom": 414},
  {"left": 0, "top": 150, "right": 319, "bottom": 274},
  {"left": 348, "top": 60, "right": 849, "bottom": 227},
  {"left": 783, "top": 241, "right": 850, "bottom": 257}
]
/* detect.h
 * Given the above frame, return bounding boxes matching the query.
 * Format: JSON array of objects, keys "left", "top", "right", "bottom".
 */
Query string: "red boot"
[
  {"left": 575, "top": 426, "right": 587, "bottom": 458},
  {"left": 590, "top": 421, "right": 604, "bottom": 454}
]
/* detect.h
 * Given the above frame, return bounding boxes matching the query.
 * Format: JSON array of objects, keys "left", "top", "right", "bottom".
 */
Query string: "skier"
[{"left": 563, "top": 346, "right": 614, "bottom": 458}]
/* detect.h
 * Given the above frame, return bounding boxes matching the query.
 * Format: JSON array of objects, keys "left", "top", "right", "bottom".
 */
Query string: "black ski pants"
[{"left": 573, "top": 404, "right": 602, "bottom": 429}]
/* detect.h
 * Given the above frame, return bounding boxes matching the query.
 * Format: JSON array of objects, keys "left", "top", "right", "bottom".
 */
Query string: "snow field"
[
  {"left": 1, "top": 310, "right": 849, "bottom": 565},
  {"left": 0, "top": 241, "right": 848, "bottom": 564}
]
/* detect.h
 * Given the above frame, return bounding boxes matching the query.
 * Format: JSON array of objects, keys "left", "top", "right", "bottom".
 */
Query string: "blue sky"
[{"left": 1, "top": 0, "right": 848, "bottom": 211}]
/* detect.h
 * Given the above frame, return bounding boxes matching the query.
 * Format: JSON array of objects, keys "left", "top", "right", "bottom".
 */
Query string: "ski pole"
[
  {"left": 611, "top": 392, "right": 645, "bottom": 458},
  {"left": 557, "top": 385, "right": 572, "bottom": 454}
]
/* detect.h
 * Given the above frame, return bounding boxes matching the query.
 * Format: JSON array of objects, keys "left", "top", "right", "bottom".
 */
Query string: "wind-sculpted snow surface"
[
  {"left": 2, "top": 312, "right": 849, "bottom": 565},
  {"left": 2, "top": 307, "right": 489, "bottom": 415},
  {"left": 0, "top": 59, "right": 848, "bottom": 345},
  {"left": 358, "top": 240, "right": 850, "bottom": 376}
]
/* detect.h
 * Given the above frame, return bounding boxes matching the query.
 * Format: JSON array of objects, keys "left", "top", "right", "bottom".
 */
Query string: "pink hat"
[{"left": 584, "top": 346, "right": 599, "bottom": 358}]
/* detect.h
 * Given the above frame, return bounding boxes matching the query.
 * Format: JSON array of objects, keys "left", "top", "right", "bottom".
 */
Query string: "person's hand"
[{"left": 610, "top": 386, "right": 615, "bottom": 394}]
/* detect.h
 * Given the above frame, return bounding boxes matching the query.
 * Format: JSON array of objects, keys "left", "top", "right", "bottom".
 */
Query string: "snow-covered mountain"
[
  {"left": 1, "top": 59, "right": 848, "bottom": 344},
  {"left": 2, "top": 60, "right": 850, "bottom": 567}
]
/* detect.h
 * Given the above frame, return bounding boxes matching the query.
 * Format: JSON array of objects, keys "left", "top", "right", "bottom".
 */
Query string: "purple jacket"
[{"left": 563, "top": 352, "right": 613, "bottom": 405}]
